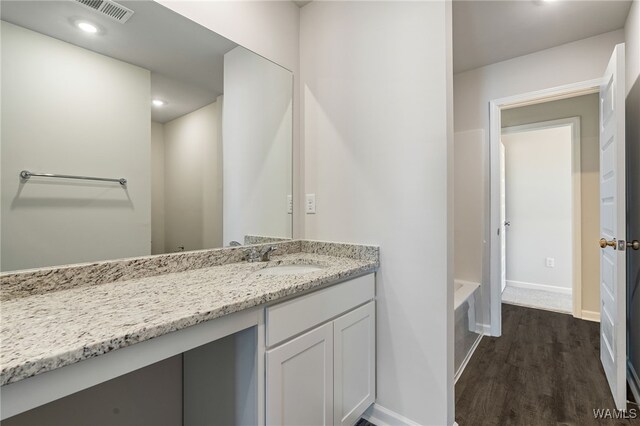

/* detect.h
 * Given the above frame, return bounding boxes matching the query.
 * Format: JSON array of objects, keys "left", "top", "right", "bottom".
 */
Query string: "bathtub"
[{"left": 454, "top": 280, "right": 482, "bottom": 381}]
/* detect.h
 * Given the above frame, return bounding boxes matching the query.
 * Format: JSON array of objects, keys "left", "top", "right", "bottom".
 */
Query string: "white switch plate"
[
  {"left": 305, "top": 194, "right": 316, "bottom": 214},
  {"left": 545, "top": 257, "right": 555, "bottom": 268},
  {"left": 287, "top": 195, "right": 293, "bottom": 214}
]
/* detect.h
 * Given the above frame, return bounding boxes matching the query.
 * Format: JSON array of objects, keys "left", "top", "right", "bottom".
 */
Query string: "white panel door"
[
  {"left": 500, "top": 142, "right": 507, "bottom": 293},
  {"left": 266, "top": 322, "right": 333, "bottom": 426},
  {"left": 334, "top": 302, "right": 375, "bottom": 426},
  {"left": 599, "top": 43, "right": 627, "bottom": 410}
]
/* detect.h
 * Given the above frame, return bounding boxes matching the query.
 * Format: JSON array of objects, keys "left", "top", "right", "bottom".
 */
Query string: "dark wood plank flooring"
[{"left": 456, "top": 304, "right": 640, "bottom": 426}]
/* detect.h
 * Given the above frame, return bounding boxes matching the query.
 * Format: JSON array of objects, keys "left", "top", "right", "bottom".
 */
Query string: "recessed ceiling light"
[
  {"left": 76, "top": 21, "right": 99, "bottom": 34},
  {"left": 152, "top": 99, "right": 167, "bottom": 107}
]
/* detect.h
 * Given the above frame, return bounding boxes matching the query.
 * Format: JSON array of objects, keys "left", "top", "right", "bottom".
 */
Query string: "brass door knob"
[
  {"left": 628, "top": 240, "right": 640, "bottom": 250},
  {"left": 600, "top": 238, "right": 616, "bottom": 249}
]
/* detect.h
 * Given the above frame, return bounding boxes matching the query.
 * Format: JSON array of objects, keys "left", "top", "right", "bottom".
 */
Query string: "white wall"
[
  {"left": 223, "top": 47, "right": 293, "bottom": 244},
  {"left": 151, "top": 122, "right": 166, "bottom": 255},
  {"left": 163, "top": 101, "right": 222, "bottom": 252},
  {"left": 301, "top": 2, "right": 454, "bottom": 424},
  {"left": 156, "top": 0, "right": 303, "bottom": 239},
  {"left": 0, "top": 22, "right": 151, "bottom": 271},
  {"left": 502, "top": 126, "right": 573, "bottom": 291},
  {"left": 453, "top": 29, "right": 625, "bottom": 325},
  {"left": 454, "top": 30, "right": 624, "bottom": 133}
]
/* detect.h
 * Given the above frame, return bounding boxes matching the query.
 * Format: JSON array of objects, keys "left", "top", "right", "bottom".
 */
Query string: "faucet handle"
[
  {"left": 261, "top": 245, "right": 278, "bottom": 261},
  {"left": 244, "top": 247, "right": 260, "bottom": 263}
]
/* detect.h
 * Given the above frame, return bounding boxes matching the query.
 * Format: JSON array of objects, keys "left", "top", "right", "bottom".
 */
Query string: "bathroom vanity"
[{"left": 0, "top": 240, "right": 379, "bottom": 425}]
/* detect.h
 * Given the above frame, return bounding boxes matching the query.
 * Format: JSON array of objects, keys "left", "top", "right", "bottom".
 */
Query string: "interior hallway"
[{"left": 455, "top": 304, "right": 639, "bottom": 425}]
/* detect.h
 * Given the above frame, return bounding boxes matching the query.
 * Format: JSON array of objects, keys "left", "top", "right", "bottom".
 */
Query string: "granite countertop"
[{"left": 0, "top": 242, "right": 378, "bottom": 387}]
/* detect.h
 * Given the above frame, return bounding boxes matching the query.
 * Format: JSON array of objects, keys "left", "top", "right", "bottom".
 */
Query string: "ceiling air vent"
[{"left": 74, "top": 0, "right": 134, "bottom": 24}]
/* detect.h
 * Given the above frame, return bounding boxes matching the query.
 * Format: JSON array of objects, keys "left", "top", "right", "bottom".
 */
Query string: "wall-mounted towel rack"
[{"left": 20, "top": 170, "right": 127, "bottom": 186}]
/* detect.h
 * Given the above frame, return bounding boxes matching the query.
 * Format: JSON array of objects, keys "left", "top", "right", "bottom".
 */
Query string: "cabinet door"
[
  {"left": 334, "top": 302, "right": 375, "bottom": 426},
  {"left": 266, "top": 322, "right": 333, "bottom": 426}
]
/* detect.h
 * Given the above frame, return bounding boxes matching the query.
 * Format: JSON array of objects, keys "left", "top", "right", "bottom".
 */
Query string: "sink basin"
[{"left": 252, "top": 264, "right": 325, "bottom": 276}]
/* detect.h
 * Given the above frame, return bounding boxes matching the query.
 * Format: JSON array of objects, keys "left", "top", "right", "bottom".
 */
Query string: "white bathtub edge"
[{"left": 454, "top": 280, "right": 481, "bottom": 310}]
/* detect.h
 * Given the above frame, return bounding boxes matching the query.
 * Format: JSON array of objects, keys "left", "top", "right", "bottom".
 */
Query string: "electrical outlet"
[
  {"left": 545, "top": 257, "right": 555, "bottom": 268},
  {"left": 287, "top": 195, "right": 293, "bottom": 214},
  {"left": 305, "top": 194, "right": 316, "bottom": 214}
]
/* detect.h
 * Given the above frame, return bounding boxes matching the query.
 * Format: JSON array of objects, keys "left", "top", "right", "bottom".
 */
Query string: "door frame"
[
  {"left": 488, "top": 78, "right": 601, "bottom": 336},
  {"left": 501, "top": 117, "right": 582, "bottom": 317}
]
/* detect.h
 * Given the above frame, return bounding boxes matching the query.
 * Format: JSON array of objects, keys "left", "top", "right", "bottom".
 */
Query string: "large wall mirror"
[{"left": 0, "top": 0, "right": 293, "bottom": 272}]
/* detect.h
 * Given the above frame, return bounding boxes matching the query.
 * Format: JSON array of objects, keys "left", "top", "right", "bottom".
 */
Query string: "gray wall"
[
  {"left": 162, "top": 101, "right": 223, "bottom": 253},
  {"left": 155, "top": 0, "right": 304, "bottom": 241},
  {"left": 151, "top": 122, "right": 166, "bottom": 254},
  {"left": 0, "top": 22, "right": 151, "bottom": 271},
  {"left": 3, "top": 357, "right": 182, "bottom": 426},
  {"left": 222, "top": 46, "right": 293, "bottom": 245},
  {"left": 183, "top": 328, "right": 257, "bottom": 426},
  {"left": 300, "top": 2, "right": 454, "bottom": 423}
]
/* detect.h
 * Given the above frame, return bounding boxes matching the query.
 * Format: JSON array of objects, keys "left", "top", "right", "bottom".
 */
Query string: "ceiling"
[
  {"left": 453, "top": 0, "right": 632, "bottom": 74},
  {"left": 1, "top": 0, "right": 238, "bottom": 123},
  {"left": 3, "top": 0, "right": 632, "bottom": 113}
]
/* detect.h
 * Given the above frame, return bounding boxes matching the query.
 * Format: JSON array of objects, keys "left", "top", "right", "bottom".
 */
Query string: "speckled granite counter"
[{"left": 0, "top": 241, "right": 379, "bottom": 387}]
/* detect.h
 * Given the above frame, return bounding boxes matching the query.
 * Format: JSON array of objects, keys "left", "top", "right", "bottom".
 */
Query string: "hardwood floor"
[{"left": 455, "top": 304, "right": 640, "bottom": 425}]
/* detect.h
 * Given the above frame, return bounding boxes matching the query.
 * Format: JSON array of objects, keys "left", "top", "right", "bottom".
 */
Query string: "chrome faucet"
[
  {"left": 244, "top": 245, "right": 278, "bottom": 262},
  {"left": 244, "top": 247, "right": 261, "bottom": 262},
  {"left": 261, "top": 245, "right": 278, "bottom": 261}
]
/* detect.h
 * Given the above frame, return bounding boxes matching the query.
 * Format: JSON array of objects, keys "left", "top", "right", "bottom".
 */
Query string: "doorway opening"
[
  {"left": 499, "top": 117, "right": 582, "bottom": 315},
  {"left": 488, "top": 78, "right": 602, "bottom": 337}
]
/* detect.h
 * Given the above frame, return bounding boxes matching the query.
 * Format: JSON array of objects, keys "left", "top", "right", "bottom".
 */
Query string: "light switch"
[
  {"left": 545, "top": 257, "right": 555, "bottom": 268},
  {"left": 305, "top": 194, "right": 316, "bottom": 214},
  {"left": 287, "top": 195, "right": 293, "bottom": 214}
]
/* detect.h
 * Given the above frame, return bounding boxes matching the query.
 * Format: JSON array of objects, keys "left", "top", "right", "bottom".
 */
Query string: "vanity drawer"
[{"left": 265, "top": 273, "right": 374, "bottom": 347}]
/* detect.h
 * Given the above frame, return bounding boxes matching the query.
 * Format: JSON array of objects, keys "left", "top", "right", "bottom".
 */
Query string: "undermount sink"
[{"left": 252, "top": 264, "right": 325, "bottom": 276}]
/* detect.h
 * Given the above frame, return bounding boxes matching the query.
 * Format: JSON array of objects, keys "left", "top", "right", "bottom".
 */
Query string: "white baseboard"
[
  {"left": 581, "top": 309, "right": 600, "bottom": 322},
  {"left": 362, "top": 404, "right": 422, "bottom": 426},
  {"left": 455, "top": 333, "right": 483, "bottom": 383},
  {"left": 506, "top": 280, "right": 572, "bottom": 295},
  {"left": 628, "top": 361, "right": 640, "bottom": 406}
]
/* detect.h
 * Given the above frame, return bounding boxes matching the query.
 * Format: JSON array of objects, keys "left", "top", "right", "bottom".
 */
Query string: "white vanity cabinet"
[
  {"left": 265, "top": 274, "right": 376, "bottom": 426},
  {"left": 266, "top": 322, "right": 334, "bottom": 425},
  {"left": 333, "top": 302, "right": 376, "bottom": 426}
]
